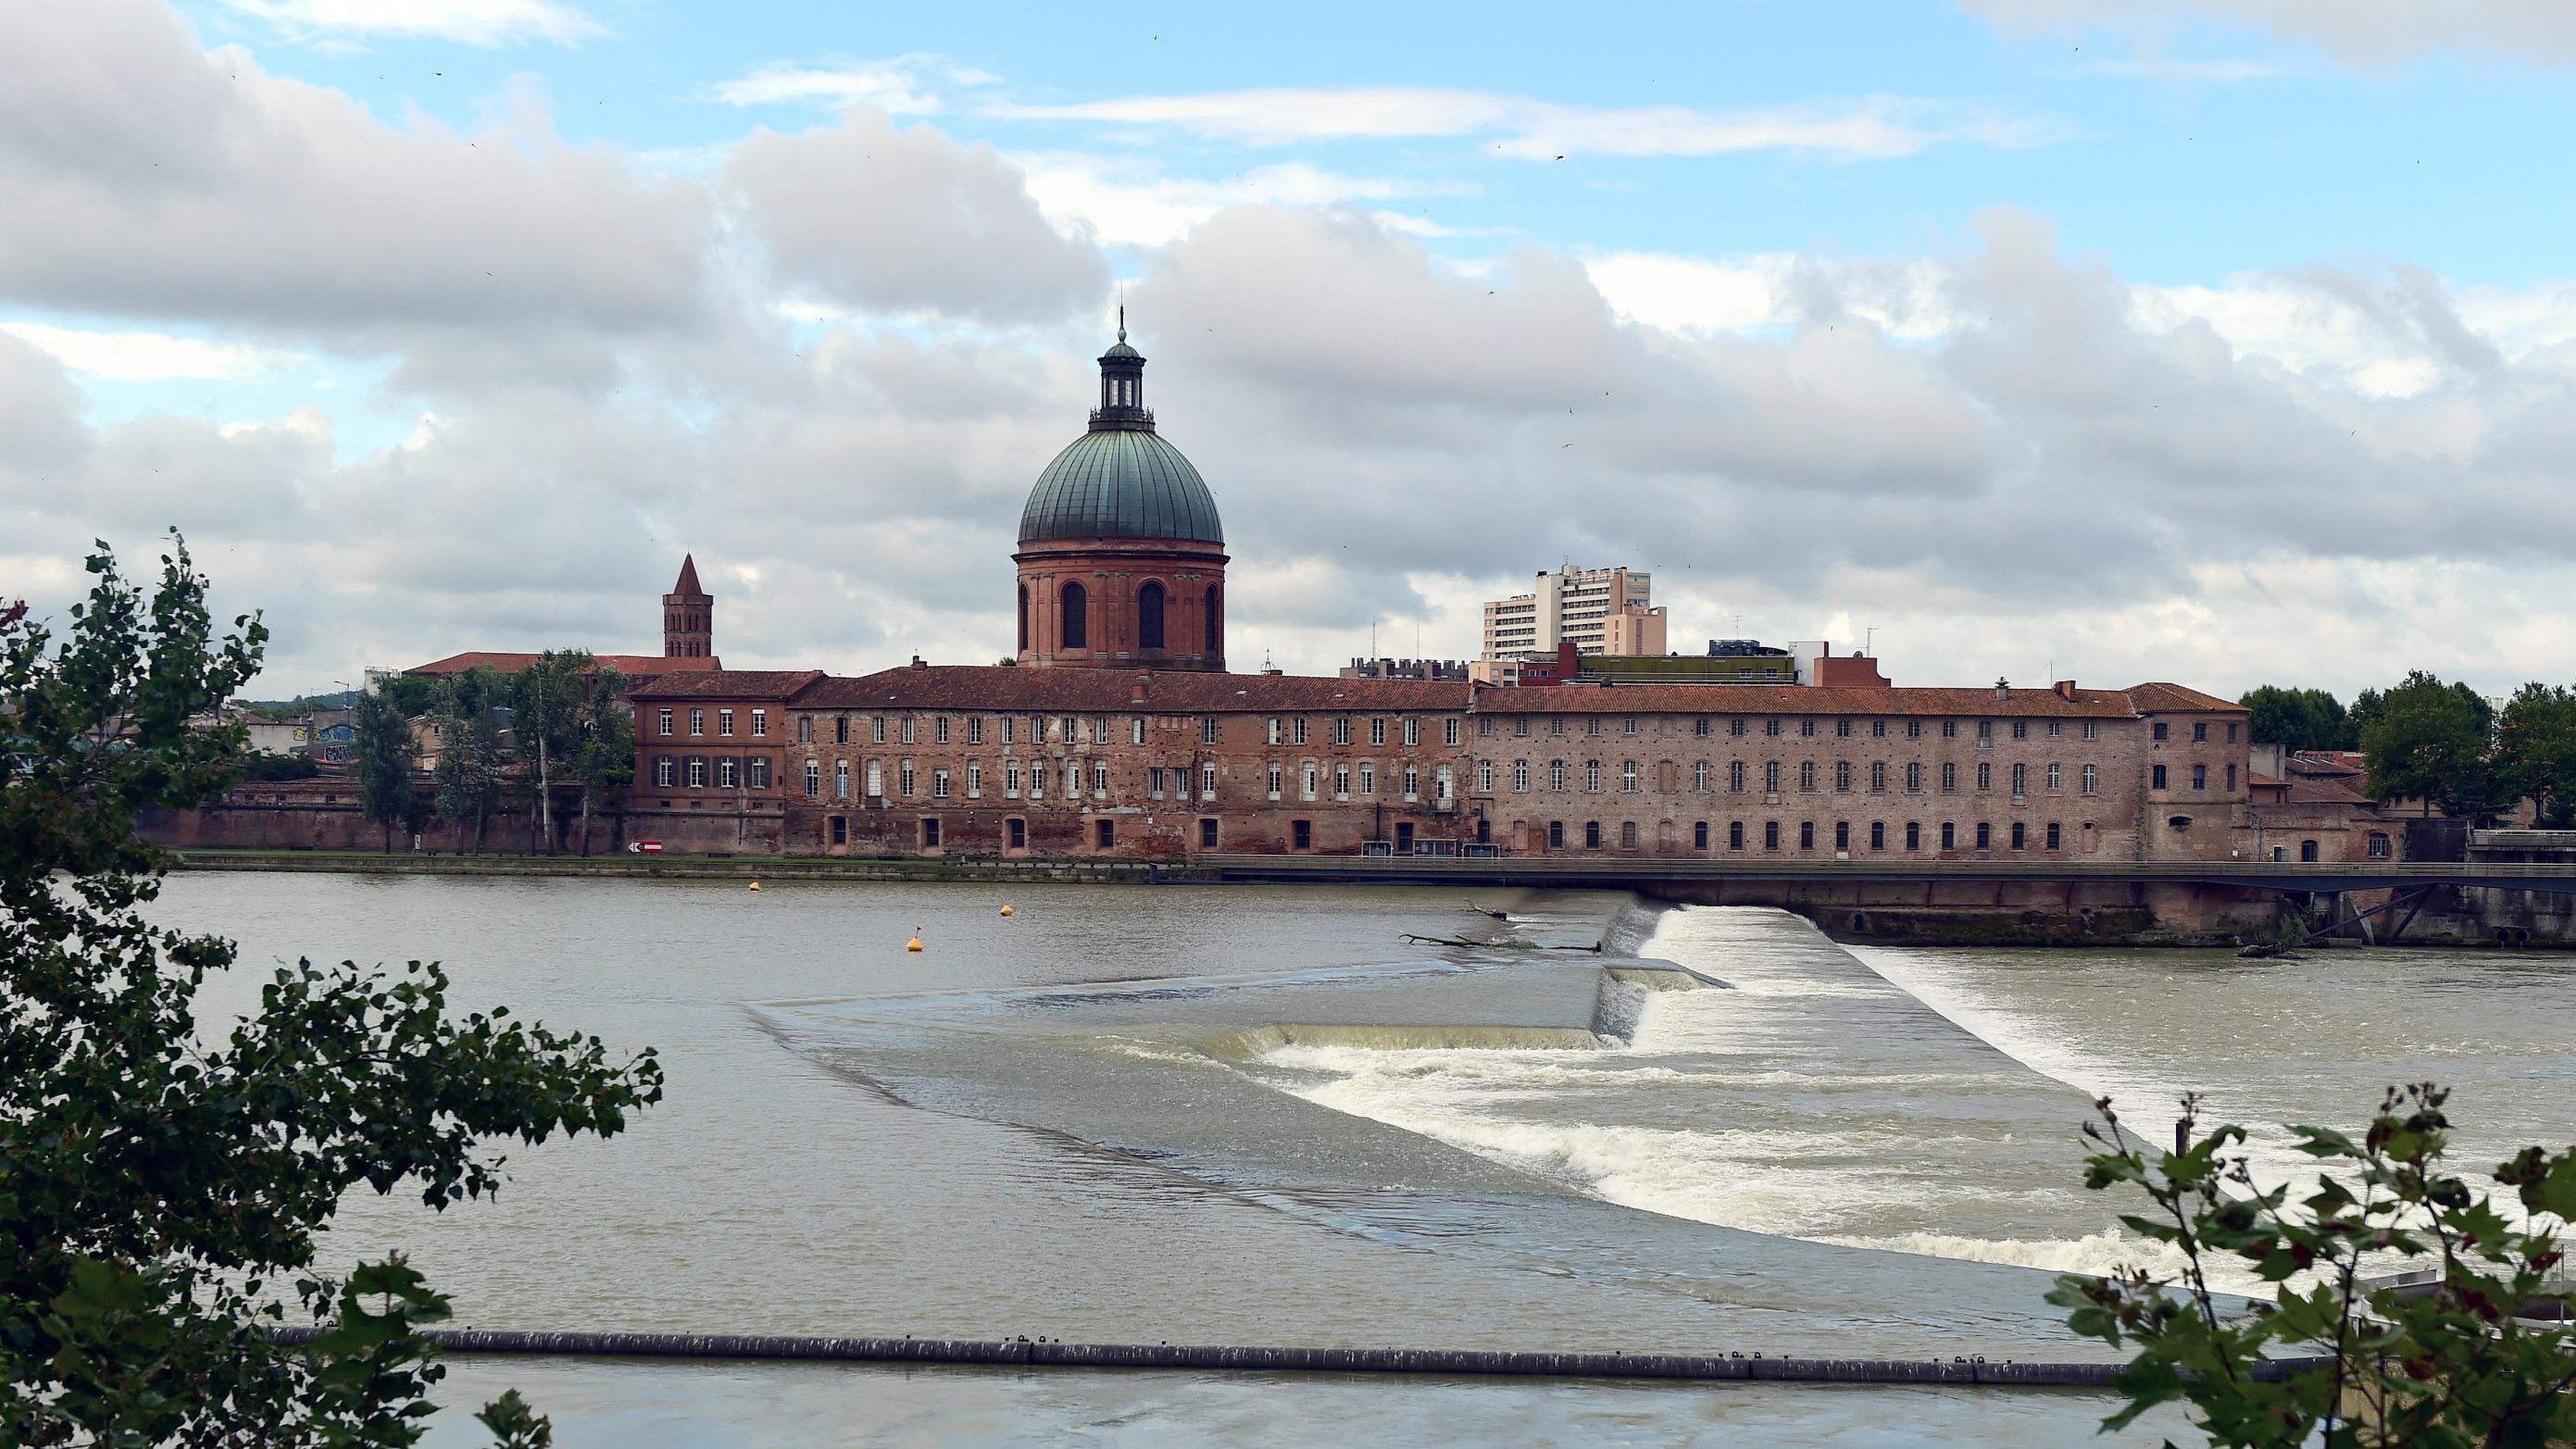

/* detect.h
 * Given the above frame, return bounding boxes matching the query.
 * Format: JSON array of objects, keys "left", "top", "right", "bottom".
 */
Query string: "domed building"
[{"left": 1015, "top": 315, "right": 1227, "bottom": 670}]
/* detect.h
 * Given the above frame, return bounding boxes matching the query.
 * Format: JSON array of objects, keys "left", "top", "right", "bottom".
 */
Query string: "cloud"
[
  {"left": 0, "top": 321, "right": 304, "bottom": 381},
  {"left": 724, "top": 107, "right": 1108, "bottom": 325},
  {"left": 994, "top": 87, "right": 2068, "bottom": 161},
  {"left": 1966, "top": 0, "right": 2576, "bottom": 64},
  {"left": 0, "top": 1, "right": 713, "bottom": 338},
  {"left": 700, "top": 56, "right": 963, "bottom": 113},
  {"left": 219, "top": 0, "right": 602, "bottom": 47},
  {"left": 1013, "top": 152, "right": 1479, "bottom": 249}
]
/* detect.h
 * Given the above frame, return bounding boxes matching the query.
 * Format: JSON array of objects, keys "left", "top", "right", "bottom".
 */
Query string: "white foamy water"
[{"left": 1260, "top": 905, "right": 2212, "bottom": 1282}]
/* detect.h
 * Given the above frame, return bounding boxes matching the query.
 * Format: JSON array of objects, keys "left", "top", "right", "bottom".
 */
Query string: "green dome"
[{"left": 1019, "top": 427, "right": 1224, "bottom": 546}]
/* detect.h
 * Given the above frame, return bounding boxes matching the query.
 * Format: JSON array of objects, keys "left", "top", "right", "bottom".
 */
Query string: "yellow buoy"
[
  {"left": 907, "top": 934, "right": 924, "bottom": 953},
  {"left": 747, "top": 881, "right": 762, "bottom": 892},
  {"left": 1000, "top": 904, "right": 1015, "bottom": 918}
]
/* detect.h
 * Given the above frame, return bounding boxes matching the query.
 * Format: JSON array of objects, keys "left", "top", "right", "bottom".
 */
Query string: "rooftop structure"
[{"left": 1480, "top": 565, "right": 1653, "bottom": 662}]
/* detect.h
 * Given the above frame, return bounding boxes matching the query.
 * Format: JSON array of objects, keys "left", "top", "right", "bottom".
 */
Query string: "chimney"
[
  {"left": 1995, "top": 677, "right": 2009, "bottom": 699},
  {"left": 1131, "top": 673, "right": 1150, "bottom": 705},
  {"left": 2054, "top": 680, "right": 2078, "bottom": 702},
  {"left": 910, "top": 655, "right": 927, "bottom": 670}
]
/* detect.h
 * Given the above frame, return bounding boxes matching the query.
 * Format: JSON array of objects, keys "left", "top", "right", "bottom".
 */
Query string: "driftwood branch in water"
[
  {"left": 1401, "top": 933, "right": 1602, "bottom": 953},
  {"left": 1464, "top": 899, "right": 1511, "bottom": 919}
]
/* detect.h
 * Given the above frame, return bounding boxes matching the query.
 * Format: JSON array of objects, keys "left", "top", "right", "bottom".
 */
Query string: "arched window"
[
  {"left": 1017, "top": 584, "right": 1030, "bottom": 653},
  {"left": 1061, "top": 581, "right": 1089, "bottom": 650},
  {"left": 1204, "top": 584, "right": 1221, "bottom": 654},
  {"left": 1138, "top": 581, "right": 1166, "bottom": 650}
]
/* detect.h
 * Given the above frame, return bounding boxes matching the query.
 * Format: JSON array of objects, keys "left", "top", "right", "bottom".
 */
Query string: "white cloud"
[
  {"left": 701, "top": 57, "right": 951, "bottom": 113},
  {"left": 219, "top": 0, "right": 602, "bottom": 46},
  {"left": 0, "top": 321, "right": 303, "bottom": 381},
  {"left": 1966, "top": 0, "right": 2576, "bottom": 64},
  {"left": 994, "top": 87, "right": 2068, "bottom": 161},
  {"left": 1014, "top": 153, "right": 1478, "bottom": 249}
]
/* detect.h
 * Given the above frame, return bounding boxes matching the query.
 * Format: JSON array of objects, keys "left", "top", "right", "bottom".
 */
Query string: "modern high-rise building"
[{"left": 1480, "top": 565, "right": 1654, "bottom": 662}]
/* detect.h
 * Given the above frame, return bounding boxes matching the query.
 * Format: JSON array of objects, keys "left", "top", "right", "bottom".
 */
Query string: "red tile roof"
[
  {"left": 408, "top": 652, "right": 723, "bottom": 678},
  {"left": 1488, "top": 683, "right": 2142, "bottom": 717},
  {"left": 627, "top": 669, "right": 826, "bottom": 701},
  {"left": 2123, "top": 682, "right": 2248, "bottom": 713},
  {"left": 670, "top": 554, "right": 707, "bottom": 598}
]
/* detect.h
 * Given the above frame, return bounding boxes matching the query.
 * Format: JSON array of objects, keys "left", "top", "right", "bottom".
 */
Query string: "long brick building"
[{"left": 624, "top": 321, "right": 2263, "bottom": 864}]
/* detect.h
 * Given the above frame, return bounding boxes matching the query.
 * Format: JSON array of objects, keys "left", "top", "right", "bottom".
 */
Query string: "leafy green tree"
[
  {"left": 242, "top": 752, "right": 323, "bottom": 782},
  {"left": 2346, "top": 687, "right": 2387, "bottom": 748},
  {"left": 354, "top": 686, "right": 423, "bottom": 853},
  {"left": 374, "top": 671, "right": 442, "bottom": 719},
  {"left": 2239, "top": 686, "right": 2355, "bottom": 753},
  {"left": 571, "top": 668, "right": 634, "bottom": 857},
  {"left": 509, "top": 652, "right": 591, "bottom": 856},
  {"left": 2360, "top": 671, "right": 2501, "bottom": 820},
  {"left": 2, "top": 536, "right": 660, "bottom": 1445},
  {"left": 2495, "top": 682, "right": 2576, "bottom": 829},
  {"left": 2053, "top": 1085, "right": 2576, "bottom": 1447},
  {"left": 431, "top": 670, "right": 506, "bottom": 853}
]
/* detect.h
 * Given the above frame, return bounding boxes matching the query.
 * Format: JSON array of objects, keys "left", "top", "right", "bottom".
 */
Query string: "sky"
[{"left": 6, "top": 0, "right": 2576, "bottom": 699}]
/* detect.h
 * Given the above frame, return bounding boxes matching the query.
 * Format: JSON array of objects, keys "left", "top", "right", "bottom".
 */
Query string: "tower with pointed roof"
[
  {"left": 1013, "top": 314, "right": 1229, "bottom": 670},
  {"left": 663, "top": 555, "right": 714, "bottom": 659}
]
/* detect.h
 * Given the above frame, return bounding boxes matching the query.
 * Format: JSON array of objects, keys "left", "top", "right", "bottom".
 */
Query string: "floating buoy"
[
  {"left": 907, "top": 931, "right": 924, "bottom": 953},
  {"left": 1000, "top": 904, "right": 1014, "bottom": 918},
  {"left": 747, "top": 881, "right": 761, "bottom": 892}
]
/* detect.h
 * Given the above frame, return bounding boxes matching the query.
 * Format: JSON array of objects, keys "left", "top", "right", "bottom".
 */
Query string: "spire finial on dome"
[{"left": 1117, "top": 302, "right": 1126, "bottom": 344}]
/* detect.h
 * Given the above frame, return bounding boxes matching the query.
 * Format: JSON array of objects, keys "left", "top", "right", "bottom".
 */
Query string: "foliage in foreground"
[
  {"left": 2, "top": 536, "right": 662, "bottom": 1445},
  {"left": 2052, "top": 1085, "right": 2576, "bottom": 1447}
]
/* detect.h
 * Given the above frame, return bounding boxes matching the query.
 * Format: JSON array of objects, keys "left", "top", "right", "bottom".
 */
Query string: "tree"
[
  {"left": 570, "top": 668, "right": 634, "bottom": 857},
  {"left": 431, "top": 670, "right": 505, "bottom": 853},
  {"left": 242, "top": 752, "right": 322, "bottom": 782},
  {"left": 508, "top": 652, "right": 590, "bottom": 856},
  {"left": 353, "top": 686, "right": 420, "bottom": 853},
  {"left": 2, "top": 536, "right": 660, "bottom": 1445},
  {"left": 2345, "top": 687, "right": 2387, "bottom": 748},
  {"left": 2359, "top": 670, "right": 2501, "bottom": 821},
  {"left": 2495, "top": 681, "right": 2576, "bottom": 829},
  {"left": 2238, "top": 686, "right": 2354, "bottom": 753},
  {"left": 2052, "top": 1085, "right": 2576, "bottom": 1447}
]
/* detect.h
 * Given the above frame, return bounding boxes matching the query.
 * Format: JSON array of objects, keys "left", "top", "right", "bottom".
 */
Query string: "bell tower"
[{"left": 662, "top": 554, "right": 714, "bottom": 658}]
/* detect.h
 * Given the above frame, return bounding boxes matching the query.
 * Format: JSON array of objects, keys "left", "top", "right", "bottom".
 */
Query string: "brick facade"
[{"left": 620, "top": 667, "right": 2256, "bottom": 864}]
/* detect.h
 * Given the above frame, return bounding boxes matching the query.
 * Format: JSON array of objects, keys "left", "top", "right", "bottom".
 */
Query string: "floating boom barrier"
[{"left": 266, "top": 1328, "right": 2330, "bottom": 1388}]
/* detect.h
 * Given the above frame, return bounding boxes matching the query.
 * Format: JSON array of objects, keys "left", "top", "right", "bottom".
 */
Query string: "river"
[{"left": 149, "top": 871, "right": 2576, "bottom": 1446}]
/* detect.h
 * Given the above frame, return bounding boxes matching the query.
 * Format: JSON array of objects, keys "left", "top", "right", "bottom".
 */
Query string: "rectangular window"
[
  {"left": 1004, "top": 718, "right": 1017, "bottom": 745},
  {"left": 1293, "top": 820, "right": 1312, "bottom": 851},
  {"left": 719, "top": 708, "right": 734, "bottom": 737},
  {"left": 1730, "top": 760, "right": 1746, "bottom": 793},
  {"left": 968, "top": 717, "right": 983, "bottom": 745},
  {"left": 1976, "top": 720, "right": 1992, "bottom": 744},
  {"left": 751, "top": 709, "right": 767, "bottom": 738},
  {"left": 689, "top": 708, "right": 704, "bottom": 737},
  {"left": 1799, "top": 719, "right": 1816, "bottom": 738},
  {"left": 1551, "top": 759, "right": 1569, "bottom": 792},
  {"left": 1092, "top": 762, "right": 1108, "bottom": 795},
  {"left": 1905, "top": 821, "right": 1919, "bottom": 851},
  {"left": 1730, "top": 820, "right": 1744, "bottom": 850},
  {"left": 1476, "top": 759, "right": 1493, "bottom": 792},
  {"left": 1513, "top": 759, "right": 1531, "bottom": 792},
  {"left": 716, "top": 757, "right": 737, "bottom": 789},
  {"left": 1201, "top": 716, "right": 1219, "bottom": 744},
  {"left": 798, "top": 716, "right": 812, "bottom": 744},
  {"left": 657, "top": 707, "right": 674, "bottom": 736},
  {"left": 1694, "top": 761, "right": 1710, "bottom": 792},
  {"left": 1586, "top": 761, "right": 1603, "bottom": 793},
  {"left": 1517, "top": 718, "right": 1532, "bottom": 738},
  {"left": 1907, "top": 720, "right": 1921, "bottom": 739},
  {"left": 1201, "top": 818, "right": 1219, "bottom": 849},
  {"left": 1977, "top": 822, "right": 1992, "bottom": 850},
  {"left": 749, "top": 757, "right": 771, "bottom": 791},
  {"left": 1302, "top": 763, "right": 1319, "bottom": 800},
  {"left": 867, "top": 760, "right": 883, "bottom": 797},
  {"left": 1293, "top": 718, "right": 1309, "bottom": 745},
  {"left": 2046, "top": 762, "right": 2062, "bottom": 791},
  {"left": 1835, "top": 761, "right": 1853, "bottom": 793},
  {"left": 1132, "top": 718, "right": 1146, "bottom": 746},
  {"left": 1870, "top": 761, "right": 1887, "bottom": 793},
  {"left": 900, "top": 762, "right": 916, "bottom": 796},
  {"left": 1941, "top": 720, "right": 1957, "bottom": 739},
  {"left": 1765, "top": 820, "right": 1781, "bottom": 851},
  {"left": 1835, "top": 720, "right": 1852, "bottom": 739},
  {"left": 2010, "top": 720, "right": 2027, "bottom": 741},
  {"left": 923, "top": 818, "right": 941, "bottom": 848},
  {"left": 1941, "top": 762, "right": 1957, "bottom": 793},
  {"left": 2010, "top": 762, "right": 2027, "bottom": 794},
  {"left": 1007, "top": 818, "right": 1025, "bottom": 849},
  {"left": 1406, "top": 764, "right": 1422, "bottom": 798},
  {"left": 2193, "top": 764, "right": 2207, "bottom": 791},
  {"left": 1444, "top": 719, "right": 1460, "bottom": 746},
  {"left": 1835, "top": 821, "right": 1850, "bottom": 850},
  {"left": 802, "top": 759, "right": 818, "bottom": 796},
  {"left": 1060, "top": 717, "right": 1077, "bottom": 744},
  {"left": 2227, "top": 764, "right": 2238, "bottom": 791},
  {"left": 1800, "top": 761, "right": 1817, "bottom": 792},
  {"left": 1906, "top": 761, "right": 1922, "bottom": 793},
  {"left": 1333, "top": 764, "right": 1350, "bottom": 799},
  {"left": 1067, "top": 761, "right": 1081, "bottom": 797},
  {"left": 835, "top": 759, "right": 850, "bottom": 799},
  {"left": 1268, "top": 718, "right": 1282, "bottom": 745},
  {"left": 1977, "top": 762, "right": 1993, "bottom": 791},
  {"left": 1334, "top": 718, "right": 1352, "bottom": 746},
  {"left": 686, "top": 757, "right": 707, "bottom": 789},
  {"left": 1403, "top": 718, "right": 1420, "bottom": 747},
  {"left": 901, "top": 718, "right": 916, "bottom": 745},
  {"left": 1941, "top": 821, "right": 1956, "bottom": 850},
  {"left": 2045, "top": 721, "right": 2060, "bottom": 738},
  {"left": 1267, "top": 761, "right": 1283, "bottom": 799},
  {"left": 873, "top": 717, "right": 888, "bottom": 744},
  {"left": 1695, "top": 718, "right": 1711, "bottom": 737},
  {"left": 2152, "top": 722, "right": 2169, "bottom": 742},
  {"left": 1479, "top": 718, "right": 1494, "bottom": 738},
  {"left": 1202, "top": 761, "right": 1217, "bottom": 798},
  {"left": 2228, "top": 723, "right": 2240, "bottom": 743},
  {"left": 1799, "top": 821, "right": 1815, "bottom": 850},
  {"left": 655, "top": 756, "right": 675, "bottom": 788},
  {"left": 2153, "top": 764, "right": 2169, "bottom": 790},
  {"left": 2082, "top": 763, "right": 2098, "bottom": 794},
  {"left": 1369, "top": 717, "right": 1387, "bottom": 746},
  {"left": 932, "top": 768, "right": 950, "bottom": 800},
  {"left": 2046, "top": 822, "right": 2061, "bottom": 850},
  {"left": 1621, "top": 760, "right": 1639, "bottom": 793},
  {"left": 933, "top": 717, "right": 949, "bottom": 744},
  {"left": 2011, "top": 822, "right": 2026, "bottom": 851},
  {"left": 1149, "top": 767, "right": 1166, "bottom": 798},
  {"left": 2083, "top": 721, "right": 2098, "bottom": 741},
  {"left": 1093, "top": 718, "right": 1109, "bottom": 745},
  {"left": 1625, "top": 718, "right": 1641, "bottom": 737},
  {"left": 1005, "top": 761, "right": 1021, "bottom": 797},
  {"left": 2193, "top": 722, "right": 2208, "bottom": 743}
]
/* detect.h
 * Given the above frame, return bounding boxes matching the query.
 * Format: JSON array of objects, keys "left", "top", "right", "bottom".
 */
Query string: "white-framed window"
[
  {"left": 1621, "top": 760, "right": 1640, "bottom": 793},
  {"left": 1765, "top": 760, "right": 1782, "bottom": 793},
  {"left": 1149, "top": 767, "right": 1166, "bottom": 798},
  {"left": 1002, "top": 717, "right": 1017, "bottom": 745},
  {"left": 1093, "top": 717, "right": 1109, "bottom": 744},
  {"left": 1834, "top": 761, "right": 1852, "bottom": 793},
  {"left": 1293, "top": 718, "right": 1308, "bottom": 746},
  {"left": 1132, "top": 718, "right": 1146, "bottom": 745},
  {"left": 835, "top": 759, "right": 850, "bottom": 799},
  {"left": 689, "top": 708, "right": 705, "bottom": 737},
  {"left": 900, "top": 718, "right": 916, "bottom": 745},
  {"left": 1201, "top": 717, "right": 1219, "bottom": 744},
  {"left": 900, "top": 761, "right": 917, "bottom": 796},
  {"left": 717, "top": 756, "right": 738, "bottom": 788},
  {"left": 1477, "top": 759, "right": 1494, "bottom": 792},
  {"left": 2082, "top": 721, "right": 2099, "bottom": 742},
  {"left": 932, "top": 768, "right": 950, "bottom": 800},
  {"left": 686, "top": 756, "right": 707, "bottom": 788},
  {"left": 1730, "top": 760, "right": 1746, "bottom": 793},
  {"left": 1404, "top": 718, "right": 1420, "bottom": 747},
  {"left": 1201, "top": 761, "right": 1216, "bottom": 798},
  {"left": 798, "top": 716, "right": 813, "bottom": 743},
  {"left": 873, "top": 717, "right": 888, "bottom": 744},
  {"left": 1267, "top": 718, "right": 1282, "bottom": 745},
  {"left": 1301, "top": 762, "right": 1319, "bottom": 800},
  {"left": 1066, "top": 761, "right": 1082, "bottom": 797},
  {"left": 933, "top": 717, "right": 949, "bottom": 744},
  {"left": 1334, "top": 718, "right": 1352, "bottom": 746},
  {"left": 967, "top": 761, "right": 982, "bottom": 797},
  {"left": 1369, "top": 718, "right": 1387, "bottom": 746},
  {"left": 1358, "top": 760, "right": 1376, "bottom": 793},
  {"left": 802, "top": 759, "right": 818, "bottom": 796},
  {"left": 2082, "top": 763, "right": 2098, "bottom": 795},
  {"left": 751, "top": 708, "right": 767, "bottom": 738},
  {"left": 1267, "top": 761, "right": 1282, "bottom": 799},
  {"left": 1586, "top": 760, "right": 1603, "bottom": 793},
  {"left": 1977, "top": 762, "right": 1993, "bottom": 791},
  {"left": 1870, "top": 761, "right": 1887, "bottom": 793},
  {"left": 1800, "top": 761, "right": 1818, "bottom": 792},
  {"left": 2046, "top": 721, "right": 2061, "bottom": 737},
  {"left": 657, "top": 707, "right": 673, "bottom": 736},
  {"left": 655, "top": 757, "right": 675, "bottom": 788},
  {"left": 719, "top": 708, "right": 734, "bottom": 738},
  {"left": 1941, "top": 762, "right": 1957, "bottom": 793},
  {"left": 1907, "top": 761, "right": 1923, "bottom": 792},
  {"left": 1060, "top": 716, "right": 1078, "bottom": 743},
  {"left": 867, "top": 760, "right": 883, "bottom": 797},
  {"left": 2012, "top": 763, "right": 2029, "bottom": 795},
  {"left": 1444, "top": 718, "right": 1460, "bottom": 746},
  {"left": 2046, "top": 762, "right": 2063, "bottom": 791},
  {"left": 1514, "top": 759, "right": 1531, "bottom": 792},
  {"left": 748, "top": 757, "right": 769, "bottom": 790},
  {"left": 1092, "top": 762, "right": 1108, "bottom": 795},
  {"left": 1405, "top": 764, "right": 1421, "bottom": 799},
  {"left": 1333, "top": 764, "right": 1350, "bottom": 799},
  {"left": 1435, "top": 764, "right": 1453, "bottom": 801},
  {"left": 968, "top": 717, "right": 983, "bottom": 745},
  {"left": 1006, "top": 760, "right": 1022, "bottom": 796}
]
